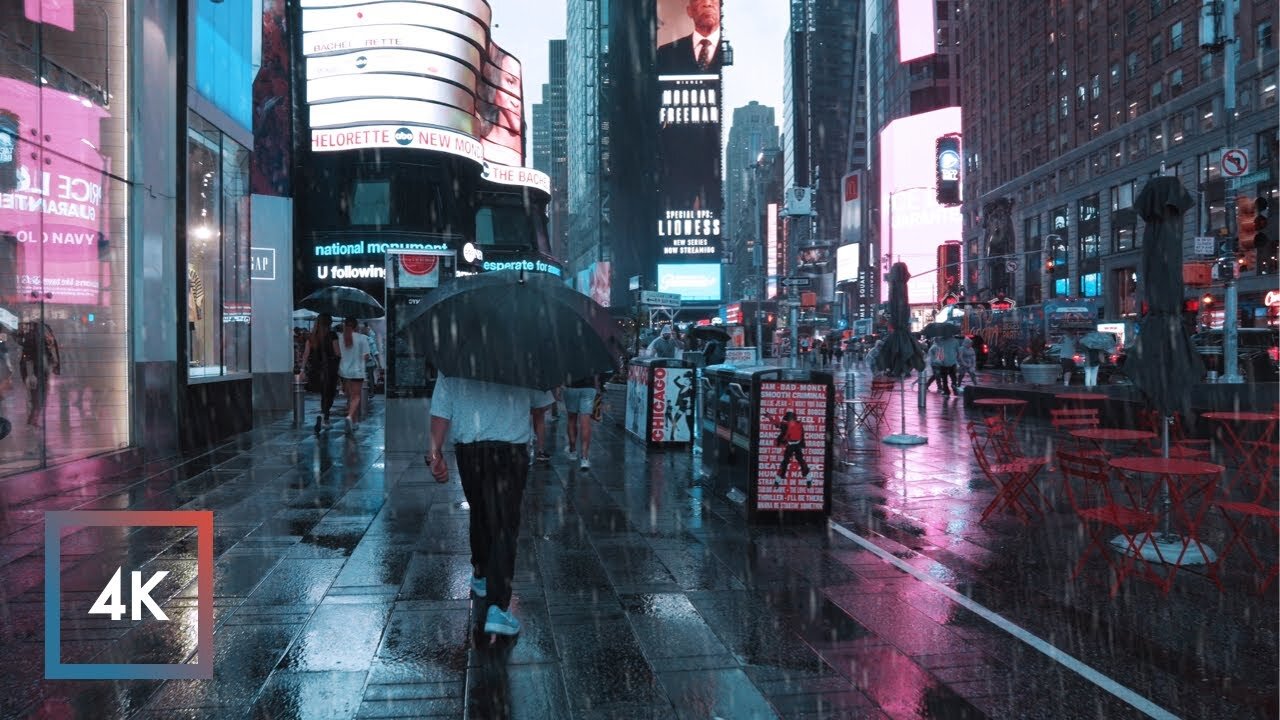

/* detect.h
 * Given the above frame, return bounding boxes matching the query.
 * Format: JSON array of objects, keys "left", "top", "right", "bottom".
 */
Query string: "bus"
[{"left": 937, "top": 298, "right": 1100, "bottom": 368}]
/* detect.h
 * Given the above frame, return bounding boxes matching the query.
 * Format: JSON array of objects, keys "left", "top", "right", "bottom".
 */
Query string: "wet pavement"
[{"left": 0, "top": 370, "right": 1274, "bottom": 719}]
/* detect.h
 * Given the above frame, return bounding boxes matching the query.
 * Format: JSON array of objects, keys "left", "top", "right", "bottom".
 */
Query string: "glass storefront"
[
  {"left": 0, "top": 0, "right": 131, "bottom": 476},
  {"left": 186, "top": 113, "right": 251, "bottom": 381}
]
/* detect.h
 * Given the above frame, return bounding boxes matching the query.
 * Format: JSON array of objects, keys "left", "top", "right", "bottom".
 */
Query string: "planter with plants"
[{"left": 1020, "top": 335, "right": 1061, "bottom": 385}]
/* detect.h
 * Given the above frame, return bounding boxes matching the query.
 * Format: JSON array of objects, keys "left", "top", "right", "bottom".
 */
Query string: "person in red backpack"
[{"left": 767, "top": 410, "right": 811, "bottom": 485}]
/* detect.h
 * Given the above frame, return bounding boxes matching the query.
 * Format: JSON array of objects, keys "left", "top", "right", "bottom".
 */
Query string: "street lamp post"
[
  {"left": 753, "top": 154, "right": 766, "bottom": 359},
  {"left": 1212, "top": 0, "right": 1244, "bottom": 383}
]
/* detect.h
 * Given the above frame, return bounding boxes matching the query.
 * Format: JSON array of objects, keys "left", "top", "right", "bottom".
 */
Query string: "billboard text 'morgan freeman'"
[
  {"left": 300, "top": 0, "right": 525, "bottom": 169},
  {"left": 656, "top": 0, "right": 723, "bottom": 266}
]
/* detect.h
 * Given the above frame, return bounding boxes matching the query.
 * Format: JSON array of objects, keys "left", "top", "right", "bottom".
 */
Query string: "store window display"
[
  {"left": 186, "top": 113, "right": 251, "bottom": 380},
  {"left": 0, "top": 0, "right": 132, "bottom": 476}
]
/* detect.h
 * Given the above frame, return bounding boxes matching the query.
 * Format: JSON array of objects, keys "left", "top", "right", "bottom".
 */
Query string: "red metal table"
[
  {"left": 1108, "top": 456, "right": 1225, "bottom": 590},
  {"left": 973, "top": 397, "right": 1028, "bottom": 425},
  {"left": 1069, "top": 427, "right": 1156, "bottom": 457}
]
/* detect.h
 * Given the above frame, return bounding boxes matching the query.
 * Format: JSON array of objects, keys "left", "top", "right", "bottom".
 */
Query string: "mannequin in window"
[{"left": 188, "top": 263, "right": 205, "bottom": 367}]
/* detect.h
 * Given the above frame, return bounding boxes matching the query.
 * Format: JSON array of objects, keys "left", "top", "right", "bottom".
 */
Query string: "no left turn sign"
[{"left": 1221, "top": 148, "right": 1249, "bottom": 178}]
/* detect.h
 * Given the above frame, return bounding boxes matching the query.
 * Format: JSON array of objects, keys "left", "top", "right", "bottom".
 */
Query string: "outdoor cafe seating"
[{"left": 968, "top": 422, "right": 1046, "bottom": 525}]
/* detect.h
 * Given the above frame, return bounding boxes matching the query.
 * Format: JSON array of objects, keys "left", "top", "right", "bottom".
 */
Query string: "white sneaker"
[
  {"left": 566, "top": 447, "right": 577, "bottom": 460},
  {"left": 579, "top": 457, "right": 590, "bottom": 470}
]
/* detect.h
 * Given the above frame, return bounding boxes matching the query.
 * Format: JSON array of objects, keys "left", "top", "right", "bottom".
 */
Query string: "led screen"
[
  {"left": 301, "top": 0, "right": 525, "bottom": 169},
  {"left": 898, "top": 0, "right": 937, "bottom": 63},
  {"left": 836, "top": 244, "right": 858, "bottom": 284},
  {"left": 658, "top": 263, "right": 722, "bottom": 303},
  {"left": 655, "top": 0, "right": 723, "bottom": 270},
  {"left": 0, "top": 78, "right": 111, "bottom": 305},
  {"left": 879, "top": 107, "right": 963, "bottom": 305}
]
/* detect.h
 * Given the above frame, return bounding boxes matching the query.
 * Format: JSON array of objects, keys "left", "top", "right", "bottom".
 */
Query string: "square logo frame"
[{"left": 44, "top": 510, "right": 214, "bottom": 680}]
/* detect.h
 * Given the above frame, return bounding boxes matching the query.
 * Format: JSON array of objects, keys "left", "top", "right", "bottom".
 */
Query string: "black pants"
[
  {"left": 456, "top": 442, "right": 529, "bottom": 611},
  {"left": 778, "top": 441, "right": 810, "bottom": 478},
  {"left": 318, "top": 368, "right": 338, "bottom": 419},
  {"left": 935, "top": 365, "right": 956, "bottom": 394}
]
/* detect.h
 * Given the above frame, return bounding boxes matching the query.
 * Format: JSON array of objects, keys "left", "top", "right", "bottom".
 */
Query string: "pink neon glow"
[
  {"left": 766, "top": 202, "right": 779, "bottom": 299},
  {"left": 25, "top": 0, "right": 76, "bottom": 31},
  {"left": 879, "top": 106, "right": 962, "bottom": 306},
  {"left": 897, "top": 0, "right": 936, "bottom": 63},
  {"left": 0, "top": 78, "right": 111, "bottom": 305}
]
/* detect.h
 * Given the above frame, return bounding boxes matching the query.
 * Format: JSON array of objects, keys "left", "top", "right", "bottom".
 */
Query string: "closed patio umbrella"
[{"left": 877, "top": 262, "right": 926, "bottom": 445}]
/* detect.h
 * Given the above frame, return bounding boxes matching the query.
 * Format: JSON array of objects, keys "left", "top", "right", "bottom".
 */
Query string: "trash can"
[
  {"left": 624, "top": 357, "right": 697, "bottom": 447},
  {"left": 718, "top": 367, "right": 835, "bottom": 523},
  {"left": 698, "top": 365, "right": 741, "bottom": 492}
]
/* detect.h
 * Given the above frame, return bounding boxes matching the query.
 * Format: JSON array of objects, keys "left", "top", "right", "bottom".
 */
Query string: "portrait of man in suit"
[{"left": 656, "top": 0, "right": 722, "bottom": 75}]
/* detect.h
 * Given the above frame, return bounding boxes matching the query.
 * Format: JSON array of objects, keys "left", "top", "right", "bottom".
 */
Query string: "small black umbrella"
[
  {"left": 404, "top": 270, "right": 622, "bottom": 390},
  {"left": 299, "top": 286, "right": 385, "bottom": 320},
  {"left": 688, "top": 325, "right": 731, "bottom": 342},
  {"left": 877, "top": 262, "right": 926, "bottom": 445},
  {"left": 922, "top": 322, "right": 960, "bottom": 339},
  {"left": 1126, "top": 176, "right": 1202, "bottom": 426}
]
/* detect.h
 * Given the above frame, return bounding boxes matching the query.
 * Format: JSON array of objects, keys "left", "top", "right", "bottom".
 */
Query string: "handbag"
[{"left": 591, "top": 391, "right": 604, "bottom": 422}]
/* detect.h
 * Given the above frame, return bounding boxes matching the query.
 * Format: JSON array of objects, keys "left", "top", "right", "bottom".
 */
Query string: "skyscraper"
[
  {"left": 546, "top": 40, "right": 569, "bottom": 262},
  {"left": 531, "top": 94, "right": 552, "bottom": 174},
  {"left": 724, "top": 102, "right": 778, "bottom": 299}
]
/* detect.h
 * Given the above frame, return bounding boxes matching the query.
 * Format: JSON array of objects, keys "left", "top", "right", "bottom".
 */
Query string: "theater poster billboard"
[
  {"left": 656, "top": 0, "right": 723, "bottom": 267},
  {"left": 753, "top": 380, "right": 830, "bottom": 513}
]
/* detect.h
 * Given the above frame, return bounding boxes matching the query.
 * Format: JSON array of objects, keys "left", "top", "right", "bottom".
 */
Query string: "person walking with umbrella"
[
  {"left": 429, "top": 376, "right": 554, "bottom": 637},
  {"left": 298, "top": 313, "right": 340, "bottom": 433},
  {"left": 337, "top": 318, "right": 371, "bottom": 434},
  {"left": 957, "top": 337, "right": 979, "bottom": 389}
]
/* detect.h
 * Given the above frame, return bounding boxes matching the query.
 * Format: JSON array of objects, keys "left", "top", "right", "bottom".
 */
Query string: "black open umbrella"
[
  {"left": 688, "top": 325, "right": 731, "bottom": 342},
  {"left": 922, "top": 322, "right": 960, "bottom": 339},
  {"left": 299, "top": 286, "right": 385, "bottom": 320},
  {"left": 877, "top": 262, "right": 926, "bottom": 445},
  {"left": 1126, "top": 176, "right": 1202, "bottom": 429},
  {"left": 403, "top": 270, "right": 622, "bottom": 390}
]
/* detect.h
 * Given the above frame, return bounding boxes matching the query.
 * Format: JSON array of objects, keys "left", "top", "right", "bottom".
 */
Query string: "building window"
[
  {"left": 1260, "top": 21, "right": 1275, "bottom": 53},
  {"left": 1061, "top": 95, "right": 1070, "bottom": 117},
  {"left": 1170, "top": 21, "right": 1184, "bottom": 51},
  {"left": 1078, "top": 195, "right": 1100, "bottom": 262},
  {"left": 1199, "top": 101, "right": 1216, "bottom": 131},
  {"left": 1262, "top": 78, "right": 1278, "bottom": 108},
  {"left": 1200, "top": 53, "right": 1214, "bottom": 81},
  {"left": 1170, "top": 69, "right": 1184, "bottom": 95},
  {"left": 1127, "top": 9, "right": 1139, "bottom": 34},
  {"left": 1127, "top": 51, "right": 1139, "bottom": 78},
  {"left": 1151, "top": 35, "right": 1163, "bottom": 64},
  {"left": 186, "top": 112, "right": 251, "bottom": 381},
  {"left": 1110, "top": 63, "right": 1120, "bottom": 86},
  {"left": 1150, "top": 0, "right": 1162, "bottom": 16},
  {"left": 1112, "top": 181, "right": 1138, "bottom": 252},
  {"left": 1079, "top": 272, "right": 1102, "bottom": 297},
  {"left": 1151, "top": 80, "right": 1163, "bottom": 106},
  {"left": 1091, "top": 74, "right": 1101, "bottom": 98},
  {"left": 1077, "top": 85, "right": 1087, "bottom": 107},
  {"left": 1054, "top": 277, "right": 1070, "bottom": 297}
]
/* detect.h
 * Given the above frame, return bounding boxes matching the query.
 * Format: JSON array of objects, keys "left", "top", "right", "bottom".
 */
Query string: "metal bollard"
[
  {"left": 918, "top": 372, "right": 928, "bottom": 409},
  {"left": 293, "top": 377, "right": 306, "bottom": 428}
]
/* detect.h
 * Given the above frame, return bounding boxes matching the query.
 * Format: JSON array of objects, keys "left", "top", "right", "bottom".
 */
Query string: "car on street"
[{"left": 1190, "top": 328, "right": 1280, "bottom": 382}]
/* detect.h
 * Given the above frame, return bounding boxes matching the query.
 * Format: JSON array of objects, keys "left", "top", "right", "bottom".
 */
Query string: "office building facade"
[
  {"left": 724, "top": 102, "right": 779, "bottom": 302},
  {"left": 960, "top": 0, "right": 1277, "bottom": 322}
]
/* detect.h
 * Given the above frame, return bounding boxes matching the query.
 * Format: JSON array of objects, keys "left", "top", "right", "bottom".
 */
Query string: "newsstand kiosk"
[
  {"left": 699, "top": 366, "right": 835, "bottom": 523},
  {"left": 383, "top": 248, "right": 456, "bottom": 453},
  {"left": 625, "top": 357, "right": 696, "bottom": 447}
]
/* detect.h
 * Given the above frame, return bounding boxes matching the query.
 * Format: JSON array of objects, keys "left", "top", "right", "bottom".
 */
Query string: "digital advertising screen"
[
  {"left": 655, "top": 0, "right": 723, "bottom": 271},
  {"left": 658, "top": 262, "right": 722, "bottom": 303},
  {"left": 301, "top": 0, "right": 525, "bottom": 169},
  {"left": 0, "top": 78, "right": 112, "bottom": 306},
  {"left": 898, "top": 0, "right": 938, "bottom": 63},
  {"left": 878, "top": 106, "right": 963, "bottom": 305},
  {"left": 836, "top": 244, "right": 858, "bottom": 284}
]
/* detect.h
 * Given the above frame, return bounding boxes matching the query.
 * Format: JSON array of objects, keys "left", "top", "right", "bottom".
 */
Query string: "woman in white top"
[{"left": 338, "top": 317, "right": 371, "bottom": 432}]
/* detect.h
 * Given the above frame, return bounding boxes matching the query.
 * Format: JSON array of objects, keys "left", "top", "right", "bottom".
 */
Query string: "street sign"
[
  {"left": 1194, "top": 236, "right": 1216, "bottom": 256},
  {"left": 781, "top": 277, "right": 811, "bottom": 288},
  {"left": 639, "top": 290, "right": 681, "bottom": 306},
  {"left": 1229, "top": 169, "right": 1272, "bottom": 189},
  {"left": 1004, "top": 260, "right": 1018, "bottom": 272},
  {"left": 1221, "top": 148, "right": 1249, "bottom": 178}
]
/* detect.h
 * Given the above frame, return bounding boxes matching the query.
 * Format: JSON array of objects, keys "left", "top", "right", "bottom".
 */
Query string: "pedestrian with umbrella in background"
[
  {"left": 1078, "top": 331, "right": 1117, "bottom": 388},
  {"left": 414, "top": 270, "right": 622, "bottom": 638}
]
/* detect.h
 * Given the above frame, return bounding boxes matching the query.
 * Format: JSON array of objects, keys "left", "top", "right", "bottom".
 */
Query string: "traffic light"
[{"left": 1237, "top": 197, "right": 1259, "bottom": 249}]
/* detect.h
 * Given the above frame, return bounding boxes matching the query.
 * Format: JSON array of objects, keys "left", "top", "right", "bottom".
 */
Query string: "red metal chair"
[
  {"left": 1137, "top": 410, "right": 1211, "bottom": 460},
  {"left": 1057, "top": 451, "right": 1161, "bottom": 597},
  {"left": 968, "top": 424, "right": 1046, "bottom": 525},
  {"left": 1212, "top": 474, "right": 1280, "bottom": 594}
]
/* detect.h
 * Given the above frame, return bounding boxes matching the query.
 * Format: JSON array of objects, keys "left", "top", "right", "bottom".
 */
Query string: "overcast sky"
[{"left": 486, "top": 0, "right": 790, "bottom": 156}]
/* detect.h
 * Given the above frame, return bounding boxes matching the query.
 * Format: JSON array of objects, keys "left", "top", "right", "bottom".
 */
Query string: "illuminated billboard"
[
  {"left": 0, "top": 78, "right": 112, "bottom": 305},
  {"left": 656, "top": 0, "right": 723, "bottom": 270},
  {"left": 879, "top": 107, "right": 963, "bottom": 305},
  {"left": 766, "top": 201, "right": 779, "bottom": 298},
  {"left": 658, "top": 263, "right": 722, "bottom": 303},
  {"left": 898, "top": 0, "right": 938, "bottom": 63},
  {"left": 836, "top": 244, "right": 858, "bottom": 284},
  {"left": 300, "top": 0, "right": 527, "bottom": 169}
]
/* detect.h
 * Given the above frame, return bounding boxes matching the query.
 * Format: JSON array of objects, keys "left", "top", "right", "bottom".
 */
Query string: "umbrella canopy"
[
  {"left": 403, "top": 270, "right": 623, "bottom": 390},
  {"left": 922, "top": 322, "right": 960, "bottom": 339},
  {"left": 0, "top": 307, "right": 17, "bottom": 332},
  {"left": 292, "top": 308, "right": 319, "bottom": 321},
  {"left": 1079, "top": 331, "right": 1117, "bottom": 351},
  {"left": 298, "top": 286, "right": 384, "bottom": 320},
  {"left": 688, "top": 325, "right": 731, "bottom": 342},
  {"left": 1125, "top": 176, "right": 1202, "bottom": 416},
  {"left": 876, "top": 262, "right": 924, "bottom": 377}
]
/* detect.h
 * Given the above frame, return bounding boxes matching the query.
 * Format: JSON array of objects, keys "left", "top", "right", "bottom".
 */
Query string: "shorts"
[{"left": 563, "top": 386, "right": 595, "bottom": 415}]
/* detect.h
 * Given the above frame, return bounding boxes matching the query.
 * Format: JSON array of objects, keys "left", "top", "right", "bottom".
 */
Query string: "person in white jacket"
[{"left": 337, "top": 318, "right": 371, "bottom": 433}]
